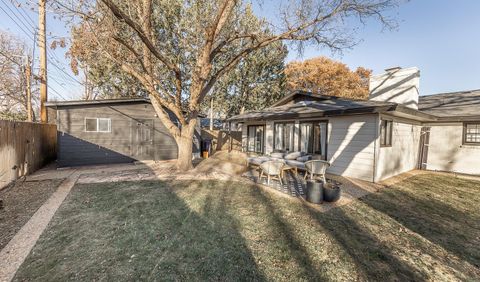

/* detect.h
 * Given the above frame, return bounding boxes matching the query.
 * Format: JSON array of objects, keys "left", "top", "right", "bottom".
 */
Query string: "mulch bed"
[{"left": 0, "top": 178, "right": 64, "bottom": 251}]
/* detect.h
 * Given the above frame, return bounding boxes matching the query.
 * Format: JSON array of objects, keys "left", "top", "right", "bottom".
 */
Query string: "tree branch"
[{"left": 100, "top": 0, "right": 181, "bottom": 76}]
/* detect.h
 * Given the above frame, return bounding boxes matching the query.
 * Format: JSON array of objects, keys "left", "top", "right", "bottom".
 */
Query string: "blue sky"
[
  {"left": 298, "top": 0, "right": 480, "bottom": 96},
  {"left": 1, "top": 0, "right": 479, "bottom": 100}
]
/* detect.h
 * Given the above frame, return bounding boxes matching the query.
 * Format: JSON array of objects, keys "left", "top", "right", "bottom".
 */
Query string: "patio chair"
[
  {"left": 304, "top": 160, "right": 330, "bottom": 183},
  {"left": 259, "top": 160, "right": 285, "bottom": 185}
]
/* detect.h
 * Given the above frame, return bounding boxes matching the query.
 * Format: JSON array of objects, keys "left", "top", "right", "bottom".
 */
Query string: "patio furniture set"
[
  {"left": 247, "top": 151, "right": 341, "bottom": 203},
  {"left": 247, "top": 151, "right": 330, "bottom": 183}
]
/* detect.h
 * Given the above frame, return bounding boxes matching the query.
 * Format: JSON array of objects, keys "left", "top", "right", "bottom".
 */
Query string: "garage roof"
[{"left": 45, "top": 98, "right": 150, "bottom": 107}]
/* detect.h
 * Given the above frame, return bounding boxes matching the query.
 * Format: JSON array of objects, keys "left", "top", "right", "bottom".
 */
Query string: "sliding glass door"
[
  {"left": 274, "top": 123, "right": 295, "bottom": 152},
  {"left": 247, "top": 125, "right": 264, "bottom": 153},
  {"left": 299, "top": 121, "right": 328, "bottom": 159}
]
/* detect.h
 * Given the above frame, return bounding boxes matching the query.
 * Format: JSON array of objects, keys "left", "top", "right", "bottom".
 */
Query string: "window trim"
[
  {"left": 273, "top": 122, "right": 295, "bottom": 152},
  {"left": 84, "top": 117, "right": 111, "bottom": 133},
  {"left": 246, "top": 124, "right": 265, "bottom": 154},
  {"left": 463, "top": 122, "right": 480, "bottom": 145},
  {"left": 298, "top": 120, "right": 328, "bottom": 160},
  {"left": 380, "top": 119, "right": 393, "bottom": 147}
]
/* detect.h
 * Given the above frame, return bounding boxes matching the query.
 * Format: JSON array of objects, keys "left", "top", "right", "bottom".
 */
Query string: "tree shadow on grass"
[
  {"left": 360, "top": 180, "right": 480, "bottom": 269},
  {"left": 14, "top": 180, "right": 266, "bottom": 281},
  {"left": 235, "top": 186, "right": 329, "bottom": 281},
  {"left": 245, "top": 184, "right": 426, "bottom": 280},
  {"left": 300, "top": 202, "right": 427, "bottom": 281}
]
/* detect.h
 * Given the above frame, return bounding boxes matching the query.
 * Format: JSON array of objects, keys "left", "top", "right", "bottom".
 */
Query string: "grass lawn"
[{"left": 14, "top": 174, "right": 480, "bottom": 281}]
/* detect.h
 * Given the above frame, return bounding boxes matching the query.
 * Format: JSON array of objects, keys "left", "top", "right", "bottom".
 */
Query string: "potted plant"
[{"left": 323, "top": 181, "right": 341, "bottom": 202}]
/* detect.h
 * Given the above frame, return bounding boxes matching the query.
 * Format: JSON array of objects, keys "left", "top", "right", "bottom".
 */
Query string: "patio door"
[
  {"left": 274, "top": 122, "right": 295, "bottom": 152},
  {"left": 131, "top": 119, "right": 154, "bottom": 160},
  {"left": 299, "top": 121, "right": 328, "bottom": 160},
  {"left": 417, "top": 126, "right": 430, "bottom": 169}
]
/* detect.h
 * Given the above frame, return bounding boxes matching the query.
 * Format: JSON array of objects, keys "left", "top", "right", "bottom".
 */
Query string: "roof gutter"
[
  {"left": 45, "top": 98, "right": 150, "bottom": 107},
  {"left": 228, "top": 105, "right": 394, "bottom": 122},
  {"left": 386, "top": 104, "right": 438, "bottom": 121}
]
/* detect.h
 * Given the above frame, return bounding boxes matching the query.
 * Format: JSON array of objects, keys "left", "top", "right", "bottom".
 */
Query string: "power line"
[
  {"left": 47, "top": 84, "right": 67, "bottom": 100},
  {"left": 49, "top": 73, "right": 77, "bottom": 85},
  {"left": 49, "top": 75, "right": 79, "bottom": 92},
  {"left": 14, "top": 1, "right": 37, "bottom": 28},
  {"left": 47, "top": 54, "right": 84, "bottom": 85},
  {"left": 0, "top": 0, "right": 37, "bottom": 32},
  {"left": 0, "top": 4, "right": 35, "bottom": 42},
  {"left": 1, "top": 0, "right": 82, "bottom": 100}
]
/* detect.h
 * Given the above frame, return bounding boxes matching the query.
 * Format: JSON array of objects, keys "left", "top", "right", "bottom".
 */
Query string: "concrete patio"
[{"left": 242, "top": 166, "right": 384, "bottom": 211}]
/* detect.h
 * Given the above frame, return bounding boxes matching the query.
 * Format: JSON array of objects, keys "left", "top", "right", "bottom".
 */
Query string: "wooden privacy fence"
[
  {"left": 201, "top": 129, "right": 242, "bottom": 153},
  {"left": 0, "top": 120, "right": 57, "bottom": 189}
]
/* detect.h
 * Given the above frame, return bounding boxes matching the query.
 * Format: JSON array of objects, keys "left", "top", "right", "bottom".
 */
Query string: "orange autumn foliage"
[{"left": 285, "top": 57, "right": 372, "bottom": 100}]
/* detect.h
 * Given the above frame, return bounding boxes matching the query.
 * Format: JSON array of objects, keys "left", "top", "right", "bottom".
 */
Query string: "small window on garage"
[
  {"left": 380, "top": 119, "right": 393, "bottom": 147},
  {"left": 85, "top": 118, "right": 111, "bottom": 133},
  {"left": 85, "top": 118, "right": 98, "bottom": 132},
  {"left": 464, "top": 123, "right": 480, "bottom": 144},
  {"left": 98, "top": 118, "right": 111, "bottom": 132}
]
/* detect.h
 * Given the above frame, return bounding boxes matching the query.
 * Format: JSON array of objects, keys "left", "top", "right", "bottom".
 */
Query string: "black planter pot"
[
  {"left": 306, "top": 180, "right": 323, "bottom": 204},
  {"left": 323, "top": 183, "right": 341, "bottom": 202}
]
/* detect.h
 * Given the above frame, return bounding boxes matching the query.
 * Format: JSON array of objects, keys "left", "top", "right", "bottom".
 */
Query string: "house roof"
[
  {"left": 228, "top": 93, "right": 436, "bottom": 122},
  {"left": 45, "top": 98, "right": 150, "bottom": 107},
  {"left": 418, "top": 89, "right": 480, "bottom": 118},
  {"left": 230, "top": 89, "right": 480, "bottom": 123}
]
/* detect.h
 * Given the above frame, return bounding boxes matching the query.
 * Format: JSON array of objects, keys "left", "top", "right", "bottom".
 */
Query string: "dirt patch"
[
  {"left": 0, "top": 178, "right": 64, "bottom": 251},
  {"left": 193, "top": 151, "right": 248, "bottom": 176}
]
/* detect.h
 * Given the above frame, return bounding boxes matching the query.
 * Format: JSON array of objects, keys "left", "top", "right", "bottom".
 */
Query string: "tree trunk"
[{"left": 175, "top": 130, "right": 194, "bottom": 171}]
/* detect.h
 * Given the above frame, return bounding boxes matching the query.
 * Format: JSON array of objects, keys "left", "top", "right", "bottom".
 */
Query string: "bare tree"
[
  {"left": 56, "top": 0, "right": 398, "bottom": 170},
  {"left": 0, "top": 30, "right": 37, "bottom": 121}
]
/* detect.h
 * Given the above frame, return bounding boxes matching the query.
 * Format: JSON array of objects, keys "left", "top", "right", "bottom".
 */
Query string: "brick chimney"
[{"left": 369, "top": 67, "right": 420, "bottom": 110}]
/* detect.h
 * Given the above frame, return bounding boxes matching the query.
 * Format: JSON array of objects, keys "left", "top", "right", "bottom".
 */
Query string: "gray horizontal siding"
[
  {"left": 56, "top": 102, "right": 187, "bottom": 167},
  {"left": 57, "top": 133, "right": 134, "bottom": 167}
]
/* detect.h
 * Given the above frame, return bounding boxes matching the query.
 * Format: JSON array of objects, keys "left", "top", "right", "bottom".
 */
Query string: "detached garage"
[{"left": 46, "top": 98, "right": 200, "bottom": 167}]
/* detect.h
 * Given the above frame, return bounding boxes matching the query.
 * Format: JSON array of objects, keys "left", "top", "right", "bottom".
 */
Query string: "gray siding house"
[
  {"left": 230, "top": 67, "right": 480, "bottom": 182},
  {"left": 46, "top": 99, "right": 200, "bottom": 167}
]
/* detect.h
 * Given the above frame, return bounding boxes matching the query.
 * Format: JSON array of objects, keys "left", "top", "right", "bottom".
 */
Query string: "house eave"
[
  {"left": 228, "top": 105, "right": 393, "bottom": 122},
  {"left": 45, "top": 98, "right": 150, "bottom": 108}
]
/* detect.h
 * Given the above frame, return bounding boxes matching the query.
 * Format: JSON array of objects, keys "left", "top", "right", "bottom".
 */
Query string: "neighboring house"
[
  {"left": 46, "top": 98, "right": 201, "bottom": 167},
  {"left": 200, "top": 118, "right": 225, "bottom": 130},
  {"left": 229, "top": 67, "right": 480, "bottom": 182}
]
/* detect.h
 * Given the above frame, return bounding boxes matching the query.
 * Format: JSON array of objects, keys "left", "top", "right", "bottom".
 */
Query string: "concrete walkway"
[
  {"left": 0, "top": 160, "right": 237, "bottom": 281},
  {"left": 0, "top": 163, "right": 159, "bottom": 282},
  {"left": 0, "top": 170, "right": 78, "bottom": 282}
]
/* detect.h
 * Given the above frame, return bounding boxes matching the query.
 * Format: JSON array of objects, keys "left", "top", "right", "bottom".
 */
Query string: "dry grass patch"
[
  {"left": 0, "top": 179, "right": 64, "bottom": 250},
  {"left": 14, "top": 174, "right": 480, "bottom": 281}
]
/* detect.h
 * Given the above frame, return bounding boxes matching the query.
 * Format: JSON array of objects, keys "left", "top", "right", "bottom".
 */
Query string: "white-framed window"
[
  {"left": 247, "top": 125, "right": 264, "bottom": 153},
  {"left": 464, "top": 122, "right": 480, "bottom": 145},
  {"left": 85, "top": 118, "right": 111, "bottom": 133},
  {"left": 380, "top": 119, "right": 393, "bottom": 147}
]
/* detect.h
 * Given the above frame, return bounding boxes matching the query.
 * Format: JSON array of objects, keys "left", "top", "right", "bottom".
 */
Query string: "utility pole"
[
  {"left": 38, "top": 0, "right": 47, "bottom": 123},
  {"left": 25, "top": 56, "right": 33, "bottom": 122}
]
